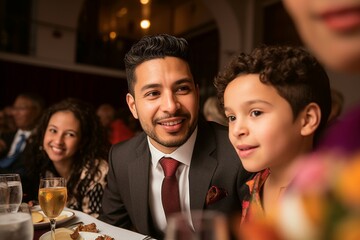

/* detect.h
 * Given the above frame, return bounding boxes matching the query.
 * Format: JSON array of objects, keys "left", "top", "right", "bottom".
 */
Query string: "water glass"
[
  {"left": 165, "top": 210, "right": 230, "bottom": 240},
  {"left": 0, "top": 176, "right": 9, "bottom": 213},
  {"left": 0, "top": 202, "right": 34, "bottom": 240},
  {"left": 0, "top": 173, "right": 22, "bottom": 213}
]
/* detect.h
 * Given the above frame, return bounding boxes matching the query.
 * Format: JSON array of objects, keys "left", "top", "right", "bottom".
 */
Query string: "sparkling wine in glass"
[
  {"left": 39, "top": 177, "right": 67, "bottom": 240},
  {"left": 0, "top": 173, "right": 22, "bottom": 213}
]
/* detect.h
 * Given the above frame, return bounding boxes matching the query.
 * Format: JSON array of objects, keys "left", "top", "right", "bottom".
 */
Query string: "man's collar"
[{"left": 148, "top": 126, "right": 198, "bottom": 167}]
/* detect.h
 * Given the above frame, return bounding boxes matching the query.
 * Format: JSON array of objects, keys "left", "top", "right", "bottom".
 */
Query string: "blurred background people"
[
  {"left": 26, "top": 98, "right": 109, "bottom": 217},
  {"left": 0, "top": 93, "right": 45, "bottom": 201},
  {"left": 96, "top": 103, "right": 135, "bottom": 145},
  {"left": 0, "top": 109, "right": 12, "bottom": 137},
  {"left": 96, "top": 103, "right": 116, "bottom": 129},
  {"left": 202, "top": 96, "right": 228, "bottom": 126},
  {"left": 3, "top": 106, "right": 16, "bottom": 132}
]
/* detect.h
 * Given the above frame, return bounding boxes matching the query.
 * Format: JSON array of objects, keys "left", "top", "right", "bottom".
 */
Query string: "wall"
[{"left": 32, "top": 0, "right": 85, "bottom": 63}]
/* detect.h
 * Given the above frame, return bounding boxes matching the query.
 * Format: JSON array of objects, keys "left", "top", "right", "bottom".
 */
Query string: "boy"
[{"left": 214, "top": 45, "right": 331, "bottom": 222}]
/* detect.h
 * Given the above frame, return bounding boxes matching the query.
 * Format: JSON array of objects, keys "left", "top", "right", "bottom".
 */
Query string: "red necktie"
[{"left": 160, "top": 157, "right": 181, "bottom": 220}]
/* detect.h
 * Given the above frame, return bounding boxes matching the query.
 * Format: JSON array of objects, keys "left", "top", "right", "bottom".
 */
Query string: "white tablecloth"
[{"left": 60, "top": 209, "right": 148, "bottom": 240}]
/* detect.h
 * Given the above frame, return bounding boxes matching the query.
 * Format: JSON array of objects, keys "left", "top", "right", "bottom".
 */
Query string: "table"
[{"left": 33, "top": 208, "right": 149, "bottom": 240}]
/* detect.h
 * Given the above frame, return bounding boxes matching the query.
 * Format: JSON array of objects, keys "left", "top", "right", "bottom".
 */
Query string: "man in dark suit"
[
  {"left": 99, "top": 34, "right": 252, "bottom": 239},
  {"left": 0, "top": 93, "right": 45, "bottom": 202}
]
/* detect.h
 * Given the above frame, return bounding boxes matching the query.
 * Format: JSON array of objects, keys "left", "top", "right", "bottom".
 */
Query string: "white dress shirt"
[
  {"left": 6, "top": 129, "right": 31, "bottom": 157},
  {"left": 148, "top": 127, "right": 198, "bottom": 232}
]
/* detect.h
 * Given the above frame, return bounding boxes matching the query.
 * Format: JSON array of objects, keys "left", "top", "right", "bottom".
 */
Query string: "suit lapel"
[
  {"left": 189, "top": 120, "right": 217, "bottom": 211},
  {"left": 128, "top": 134, "right": 152, "bottom": 232}
]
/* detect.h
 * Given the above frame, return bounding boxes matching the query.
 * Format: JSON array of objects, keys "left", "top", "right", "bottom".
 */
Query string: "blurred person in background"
[
  {"left": 96, "top": 103, "right": 135, "bottom": 144},
  {"left": 0, "top": 109, "right": 11, "bottom": 137},
  {"left": 203, "top": 96, "right": 228, "bottom": 126},
  {"left": 3, "top": 105, "right": 16, "bottom": 132},
  {"left": 0, "top": 93, "right": 45, "bottom": 202}
]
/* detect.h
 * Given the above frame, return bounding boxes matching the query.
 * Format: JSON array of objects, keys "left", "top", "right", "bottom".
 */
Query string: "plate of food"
[
  {"left": 39, "top": 223, "right": 114, "bottom": 240},
  {"left": 32, "top": 209, "right": 75, "bottom": 229},
  {"left": 39, "top": 228, "right": 102, "bottom": 240}
]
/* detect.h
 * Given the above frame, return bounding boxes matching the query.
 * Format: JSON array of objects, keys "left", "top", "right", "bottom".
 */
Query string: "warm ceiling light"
[
  {"left": 109, "top": 31, "right": 117, "bottom": 40},
  {"left": 140, "top": 19, "right": 150, "bottom": 29},
  {"left": 140, "top": 0, "right": 150, "bottom": 5}
]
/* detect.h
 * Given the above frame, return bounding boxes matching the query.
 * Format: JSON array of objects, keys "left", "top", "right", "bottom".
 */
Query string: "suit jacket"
[
  {"left": 99, "top": 119, "right": 252, "bottom": 239},
  {"left": 0, "top": 131, "right": 16, "bottom": 159},
  {"left": 0, "top": 131, "right": 39, "bottom": 202}
]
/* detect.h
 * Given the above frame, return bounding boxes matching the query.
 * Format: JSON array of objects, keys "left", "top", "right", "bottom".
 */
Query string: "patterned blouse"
[
  {"left": 45, "top": 159, "right": 108, "bottom": 218},
  {"left": 241, "top": 168, "right": 271, "bottom": 224}
]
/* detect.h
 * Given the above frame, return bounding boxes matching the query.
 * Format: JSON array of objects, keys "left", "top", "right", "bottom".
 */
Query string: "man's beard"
[{"left": 141, "top": 115, "right": 197, "bottom": 148}]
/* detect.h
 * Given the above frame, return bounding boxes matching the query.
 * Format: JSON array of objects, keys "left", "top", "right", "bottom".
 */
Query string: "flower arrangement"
[
  {"left": 232, "top": 151, "right": 360, "bottom": 240},
  {"left": 278, "top": 151, "right": 360, "bottom": 240}
]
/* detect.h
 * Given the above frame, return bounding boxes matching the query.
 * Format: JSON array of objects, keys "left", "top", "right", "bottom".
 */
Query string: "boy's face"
[
  {"left": 126, "top": 56, "right": 199, "bottom": 154},
  {"left": 224, "top": 74, "right": 306, "bottom": 172},
  {"left": 283, "top": 0, "right": 360, "bottom": 73}
]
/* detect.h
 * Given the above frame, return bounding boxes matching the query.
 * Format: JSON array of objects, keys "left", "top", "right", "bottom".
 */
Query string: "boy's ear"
[{"left": 300, "top": 103, "right": 321, "bottom": 136}]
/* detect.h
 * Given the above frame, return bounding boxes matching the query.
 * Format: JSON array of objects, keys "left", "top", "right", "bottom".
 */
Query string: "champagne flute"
[
  {"left": 39, "top": 177, "right": 67, "bottom": 240},
  {"left": 0, "top": 173, "right": 22, "bottom": 213}
]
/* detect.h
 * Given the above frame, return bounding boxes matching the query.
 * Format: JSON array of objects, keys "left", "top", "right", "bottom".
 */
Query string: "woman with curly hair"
[{"left": 26, "top": 98, "right": 110, "bottom": 217}]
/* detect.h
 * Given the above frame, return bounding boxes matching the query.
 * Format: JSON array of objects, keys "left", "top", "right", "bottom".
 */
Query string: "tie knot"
[{"left": 160, "top": 157, "right": 180, "bottom": 177}]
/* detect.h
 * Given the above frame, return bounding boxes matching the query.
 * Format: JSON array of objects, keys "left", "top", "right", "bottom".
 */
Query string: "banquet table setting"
[
  {"left": 32, "top": 207, "right": 151, "bottom": 240},
  {"left": 0, "top": 174, "right": 154, "bottom": 240}
]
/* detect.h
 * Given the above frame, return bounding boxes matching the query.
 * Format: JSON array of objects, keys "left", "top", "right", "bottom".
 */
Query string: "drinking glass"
[
  {"left": 0, "top": 203, "right": 34, "bottom": 240},
  {"left": 0, "top": 175, "right": 9, "bottom": 213},
  {"left": 0, "top": 173, "right": 22, "bottom": 212},
  {"left": 164, "top": 210, "right": 230, "bottom": 240},
  {"left": 39, "top": 177, "right": 67, "bottom": 240}
]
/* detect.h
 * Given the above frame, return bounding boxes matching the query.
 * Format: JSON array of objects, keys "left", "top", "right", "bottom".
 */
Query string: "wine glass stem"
[{"left": 50, "top": 218, "right": 56, "bottom": 240}]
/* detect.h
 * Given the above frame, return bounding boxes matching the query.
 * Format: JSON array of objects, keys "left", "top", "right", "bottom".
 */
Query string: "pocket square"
[{"left": 206, "top": 185, "right": 228, "bottom": 206}]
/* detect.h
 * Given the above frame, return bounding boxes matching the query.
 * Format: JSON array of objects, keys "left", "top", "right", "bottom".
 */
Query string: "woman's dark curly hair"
[
  {"left": 27, "top": 98, "right": 109, "bottom": 202},
  {"left": 214, "top": 45, "right": 332, "bottom": 144}
]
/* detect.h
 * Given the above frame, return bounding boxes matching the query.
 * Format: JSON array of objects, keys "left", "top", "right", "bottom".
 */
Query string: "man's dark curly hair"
[
  {"left": 27, "top": 98, "right": 109, "bottom": 203},
  {"left": 214, "top": 45, "right": 332, "bottom": 144},
  {"left": 124, "top": 33, "right": 192, "bottom": 96}
]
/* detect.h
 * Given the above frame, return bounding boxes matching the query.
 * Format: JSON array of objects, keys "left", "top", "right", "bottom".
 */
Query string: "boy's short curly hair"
[{"left": 214, "top": 45, "right": 331, "bottom": 143}]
